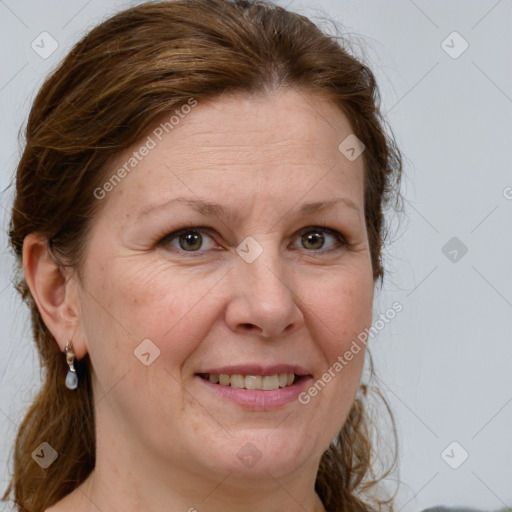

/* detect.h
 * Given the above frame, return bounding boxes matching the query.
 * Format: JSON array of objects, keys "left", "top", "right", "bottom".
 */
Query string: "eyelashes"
[{"left": 157, "top": 225, "right": 349, "bottom": 256}]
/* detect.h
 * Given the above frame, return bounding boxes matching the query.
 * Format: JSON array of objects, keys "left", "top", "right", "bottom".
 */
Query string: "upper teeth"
[{"left": 206, "top": 373, "right": 295, "bottom": 390}]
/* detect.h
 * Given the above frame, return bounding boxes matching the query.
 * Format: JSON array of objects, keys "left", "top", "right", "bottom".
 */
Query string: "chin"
[{"left": 199, "top": 431, "right": 319, "bottom": 481}]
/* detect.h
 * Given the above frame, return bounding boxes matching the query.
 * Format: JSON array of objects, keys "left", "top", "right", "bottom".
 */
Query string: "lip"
[
  {"left": 196, "top": 364, "right": 311, "bottom": 377},
  {"left": 194, "top": 365, "right": 313, "bottom": 411}
]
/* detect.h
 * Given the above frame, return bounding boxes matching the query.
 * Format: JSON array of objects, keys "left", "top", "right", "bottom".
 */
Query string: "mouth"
[
  {"left": 194, "top": 365, "right": 312, "bottom": 410},
  {"left": 197, "top": 372, "right": 303, "bottom": 390}
]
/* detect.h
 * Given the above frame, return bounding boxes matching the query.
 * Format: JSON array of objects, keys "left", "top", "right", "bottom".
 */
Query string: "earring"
[{"left": 65, "top": 340, "right": 78, "bottom": 390}]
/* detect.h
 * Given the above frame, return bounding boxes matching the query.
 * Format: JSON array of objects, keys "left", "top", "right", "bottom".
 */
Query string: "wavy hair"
[{"left": 2, "top": 0, "right": 403, "bottom": 510}]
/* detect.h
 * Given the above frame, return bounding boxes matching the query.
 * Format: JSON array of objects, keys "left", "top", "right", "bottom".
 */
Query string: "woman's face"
[{"left": 75, "top": 88, "right": 374, "bottom": 485}]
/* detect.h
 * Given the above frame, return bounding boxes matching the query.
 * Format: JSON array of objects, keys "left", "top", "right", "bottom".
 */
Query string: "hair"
[{"left": 2, "top": 0, "right": 404, "bottom": 511}]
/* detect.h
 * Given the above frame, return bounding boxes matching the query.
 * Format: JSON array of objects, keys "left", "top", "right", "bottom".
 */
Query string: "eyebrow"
[{"left": 137, "top": 196, "right": 361, "bottom": 223}]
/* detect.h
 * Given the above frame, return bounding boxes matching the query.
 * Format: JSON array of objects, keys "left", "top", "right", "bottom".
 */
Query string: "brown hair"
[{"left": 2, "top": 0, "right": 403, "bottom": 510}]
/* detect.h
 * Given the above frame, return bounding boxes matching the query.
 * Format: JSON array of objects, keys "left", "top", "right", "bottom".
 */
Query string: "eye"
[
  {"left": 293, "top": 226, "right": 348, "bottom": 253},
  {"left": 157, "top": 225, "right": 348, "bottom": 255},
  {"left": 158, "top": 227, "right": 218, "bottom": 253}
]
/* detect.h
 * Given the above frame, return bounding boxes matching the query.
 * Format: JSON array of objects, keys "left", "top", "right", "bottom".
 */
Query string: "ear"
[{"left": 22, "top": 233, "right": 88, "bottom": 360}]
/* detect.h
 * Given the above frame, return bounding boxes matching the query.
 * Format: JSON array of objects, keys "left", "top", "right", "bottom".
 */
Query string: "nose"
[{"left": 224, "top": 244, "right": 304, "bottom": 340}]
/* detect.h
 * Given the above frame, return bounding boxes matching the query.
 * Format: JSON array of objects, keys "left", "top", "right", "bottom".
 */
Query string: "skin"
[{"left": 24, "top": 87, "right": 375, "bottom": 512}]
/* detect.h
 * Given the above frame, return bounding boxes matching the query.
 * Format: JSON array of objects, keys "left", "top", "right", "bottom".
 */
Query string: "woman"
[{"left": 2, "top": 0, "right": 404, "bottom": 511}]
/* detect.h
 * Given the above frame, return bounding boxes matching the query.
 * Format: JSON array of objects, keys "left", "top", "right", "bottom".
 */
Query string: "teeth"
[
  {"left": 245, "top": 375, "right": 262, "bottom": 390},
  {"left": 230, "top": 374, "right": 245, "bottom": 388},
  {"left": 262, "top": 375, "right": 280, "bottom": 390},
  {"left": 219, "top": 374, "right": 231, "bottom": 386},
  {"left": 205, "top": 373, "right": 296, "bottom": 390}
]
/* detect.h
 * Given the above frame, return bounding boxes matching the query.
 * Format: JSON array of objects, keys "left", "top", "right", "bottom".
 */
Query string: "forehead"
[
  {"left": 163, "top": 88, "right": 357, "bottom": 162},
  {"left": 100, "top": 88, "right": 365, "bottom": 218}
]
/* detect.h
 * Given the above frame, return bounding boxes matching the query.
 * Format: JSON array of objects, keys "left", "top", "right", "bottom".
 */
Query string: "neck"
[
  {"left": 72, "top": 465, "right": 327, "bottom": 512},
  {"left": 62, "top": 403, "right": 327, "bottom": 512}
]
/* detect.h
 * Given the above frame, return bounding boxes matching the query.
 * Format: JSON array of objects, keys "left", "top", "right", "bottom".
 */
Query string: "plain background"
[{"left": 0, "top": 1, "right": 511, "bottom": 510}]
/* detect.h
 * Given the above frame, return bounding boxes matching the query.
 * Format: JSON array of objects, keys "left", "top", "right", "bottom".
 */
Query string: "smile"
[{"left": 198, "top": 373, "right": 296, "bottom": 390}]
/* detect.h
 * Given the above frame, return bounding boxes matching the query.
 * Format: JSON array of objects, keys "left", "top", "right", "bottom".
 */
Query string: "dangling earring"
[{"left": 65, "top": 340, "right": 78, "bottom": 390}]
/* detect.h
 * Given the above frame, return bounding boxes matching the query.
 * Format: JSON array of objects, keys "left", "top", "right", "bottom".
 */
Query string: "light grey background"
[{"left": 1, "top": 1, "right": 511, "bottom": 510}]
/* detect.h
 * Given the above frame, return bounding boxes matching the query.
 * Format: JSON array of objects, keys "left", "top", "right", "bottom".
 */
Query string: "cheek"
[
  {"left": 294, "top": 268, "right": 372, "bottom": 451},
  {"left": 82, "top": 256, "right": 222, "bottom": 372},
  {"left": 307, "top": 266, "right": 374, "bottom": 356}
]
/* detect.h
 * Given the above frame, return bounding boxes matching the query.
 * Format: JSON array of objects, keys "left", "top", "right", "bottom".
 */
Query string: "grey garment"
[{"left": 421, "top": 508, "right": 511, "bottom": 512}]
